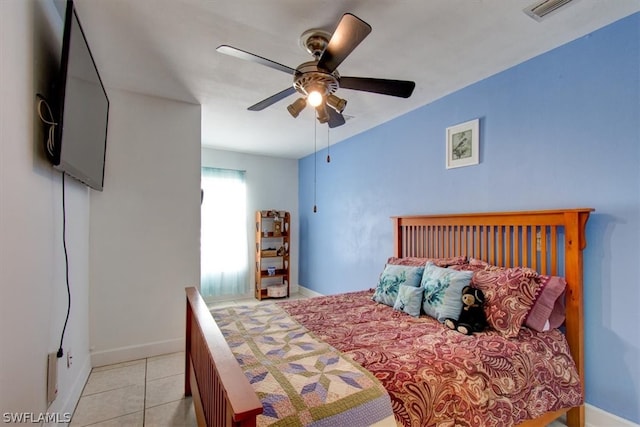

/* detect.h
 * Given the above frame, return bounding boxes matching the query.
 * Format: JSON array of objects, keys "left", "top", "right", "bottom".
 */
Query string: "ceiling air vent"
[{"left": 524, "top": 0, "right": 575, "bottom": 21}]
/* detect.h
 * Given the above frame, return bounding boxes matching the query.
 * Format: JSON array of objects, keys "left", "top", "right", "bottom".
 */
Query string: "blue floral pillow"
[
  {"left": 373, "top": 264, "right": 424, "bottom": 307},
  {"left": 393, "top": 285, "right": 424, "bottom": 317},
  {"left": 421, "top": 262, "right": 473, "bottom": 322}
]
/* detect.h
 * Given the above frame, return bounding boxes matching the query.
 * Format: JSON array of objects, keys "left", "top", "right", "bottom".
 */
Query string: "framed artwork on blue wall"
[{"left": 445, "top": 118, "right": 479, "bottom": 169}]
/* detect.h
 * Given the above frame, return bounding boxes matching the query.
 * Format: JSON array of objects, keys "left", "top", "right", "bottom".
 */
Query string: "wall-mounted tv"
[{"left": 47, "top": 0, "right": 109, "bottom": 191}]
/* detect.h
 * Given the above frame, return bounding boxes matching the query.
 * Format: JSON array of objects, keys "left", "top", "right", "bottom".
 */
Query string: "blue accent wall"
[{"left": 299, "top": 13, "right": 639, "bottom": 423}]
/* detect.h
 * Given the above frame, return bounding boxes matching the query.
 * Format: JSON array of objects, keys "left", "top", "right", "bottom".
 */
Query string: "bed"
[{"left": 185, "top": 208, "right": 593, "bottom": 427}]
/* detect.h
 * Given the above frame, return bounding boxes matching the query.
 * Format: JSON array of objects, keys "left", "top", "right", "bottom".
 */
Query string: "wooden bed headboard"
[{"left": 392, "top": 208, "right": 593, "bottom": 427}]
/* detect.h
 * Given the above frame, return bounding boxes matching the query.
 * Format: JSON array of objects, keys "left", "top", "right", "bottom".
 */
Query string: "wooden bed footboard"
[{"left": 185, "top": 286, "right": 262, "bottom": 427}]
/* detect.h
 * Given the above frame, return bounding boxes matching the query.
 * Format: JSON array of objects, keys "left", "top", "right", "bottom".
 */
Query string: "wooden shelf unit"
[{"left": 255, "top": 210, "right": 290, "bottom": 300}]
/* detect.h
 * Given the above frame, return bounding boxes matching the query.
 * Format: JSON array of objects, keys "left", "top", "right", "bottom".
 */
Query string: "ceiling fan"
[{"left": 217, "top": 13, "right": 416, "bottom": 128}]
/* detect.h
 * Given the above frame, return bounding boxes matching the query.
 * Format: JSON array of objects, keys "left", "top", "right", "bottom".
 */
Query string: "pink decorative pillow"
[
  {"left": 387, "top": 256, "right": 467, "bottom": 268},
  {"left": 471, "top": 267, "right": 543, "bottom": 338},
  {"left": 468, "top": 257, "right": 490, "bottom": 266},
  {"left": 448, "top": 258, "right": 490, "bottom": 273},
  {"left": 525, "top": 275, "right": 567, "bottom": 332},
  {"left": 469, "top": 258, "right": 510, "bottom": 272}
]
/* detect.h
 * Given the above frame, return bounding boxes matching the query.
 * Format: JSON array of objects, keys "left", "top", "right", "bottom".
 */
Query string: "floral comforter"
[{"left": 278, "top": 290, "right": 583, "bottom": 427}]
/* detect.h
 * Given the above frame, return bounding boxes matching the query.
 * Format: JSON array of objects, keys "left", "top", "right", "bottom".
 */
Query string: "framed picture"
[
  {"left": 445, "top": 119, "right": 479, "bottom": 169},
  {"left": 273, "top": 220, "right": 282, "bottom": 236}
]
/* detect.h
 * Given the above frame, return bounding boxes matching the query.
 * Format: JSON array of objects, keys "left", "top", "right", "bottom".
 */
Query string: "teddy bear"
[{"left": 444, "top": 286, "right": 488, "bottom": 335}]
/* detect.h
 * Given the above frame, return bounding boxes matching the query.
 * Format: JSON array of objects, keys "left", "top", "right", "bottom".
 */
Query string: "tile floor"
[{"left": 70, "top": 352, "right": 193, "bottom": 427}]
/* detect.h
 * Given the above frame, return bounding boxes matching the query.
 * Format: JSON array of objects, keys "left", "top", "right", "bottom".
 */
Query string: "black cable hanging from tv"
[
  {"left": 57, "top": 172, "right": 71, "bottom": 358},
  {"left": 35, "top": 94, "right": 71, "bottom": 358}
]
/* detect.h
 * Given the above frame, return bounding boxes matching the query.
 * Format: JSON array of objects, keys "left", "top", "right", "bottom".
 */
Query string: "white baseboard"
[
  {"left": 90, "top": 338, "right": 184, "bottom": 368},
  {"left": 586, "top": 404, "right": 639, "bottom": 427},
  {"left": 297, "top": 285, "right": 324, "bottom": 298}
]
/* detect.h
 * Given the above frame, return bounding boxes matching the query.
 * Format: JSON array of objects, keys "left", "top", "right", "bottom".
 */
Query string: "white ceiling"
[{"left": 73, "top": 0, "right": 639, "bottom": 159}]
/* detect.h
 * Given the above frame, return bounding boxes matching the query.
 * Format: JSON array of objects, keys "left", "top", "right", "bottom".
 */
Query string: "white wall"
[
  {"left": 1, "top": 0, "right": 91, "bottom": 419},
  {"left": 201, "top": 148, "right": 299, "bottom": 295},
  {"left": 89, "top": 89, "right": 201, "bottom": 366}
]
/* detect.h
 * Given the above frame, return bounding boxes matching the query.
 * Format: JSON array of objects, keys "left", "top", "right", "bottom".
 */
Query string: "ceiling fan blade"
[
  {"left": 248, "top": 87, "right": 297, "bottom": 111},
  {"left": 318, "top": 13, "right": 372, "bottom": 73},
  {"left": 326, "top": 107, "right": 346, "bottom": 128},
  {"left": 216, "top": 45, "right": 296, "bottom": 75},
  {"left": 340, "top": 76, "right": 416, "bottom": 98}
]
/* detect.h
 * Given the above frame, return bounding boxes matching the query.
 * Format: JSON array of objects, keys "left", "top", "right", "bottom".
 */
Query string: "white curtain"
[{"left": 200, "top": 167, "right": 248, "bottom": 297}]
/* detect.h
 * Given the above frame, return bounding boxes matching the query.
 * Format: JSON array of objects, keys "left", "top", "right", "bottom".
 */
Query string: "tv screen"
[{"left": 48, "top": 0, "right": 109, "bottom": 191}]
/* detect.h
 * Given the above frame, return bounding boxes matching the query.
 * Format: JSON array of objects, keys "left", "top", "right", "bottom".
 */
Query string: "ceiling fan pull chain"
[
  {"left": 313, "top": 113, "right": 318, "bottom": 213},
  {"left": 326, "top": 126, "right": 331, "bottom": 163}
]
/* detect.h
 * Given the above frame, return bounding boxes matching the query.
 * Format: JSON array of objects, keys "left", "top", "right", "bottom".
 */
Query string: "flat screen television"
[{"left": 47, "top": 0, "right": 109, "bottom": 191}]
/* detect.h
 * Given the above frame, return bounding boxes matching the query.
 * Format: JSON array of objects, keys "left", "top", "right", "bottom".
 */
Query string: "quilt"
[
  {"left": 279, "top": 290, "right": 583, "bottom": 427},
  {"left": 210, "top": 303, "right": 395, "bottom": 427}
]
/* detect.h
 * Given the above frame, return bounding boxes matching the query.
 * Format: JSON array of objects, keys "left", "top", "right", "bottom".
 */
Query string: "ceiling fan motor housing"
[{"left": 293, "top": 61, "right": 339, "bottom": 97}]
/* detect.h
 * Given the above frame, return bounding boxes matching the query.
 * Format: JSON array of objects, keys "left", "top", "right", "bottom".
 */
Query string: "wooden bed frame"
[{"left": 185, "top": 208, "right": 593, "bottom": 427}]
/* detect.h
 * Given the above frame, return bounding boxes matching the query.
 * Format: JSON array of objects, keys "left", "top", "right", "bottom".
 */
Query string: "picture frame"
[
  {"left": 445, "top": 118, "right": 479, "bottom": 169},
  {"left": 273, "top": 220, "right": 282, "bottom": 236}
]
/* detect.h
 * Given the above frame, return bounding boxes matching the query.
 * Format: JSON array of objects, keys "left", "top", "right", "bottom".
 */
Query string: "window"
[{"left": 200, "top": 167, "right": 248, "bottom": 298}]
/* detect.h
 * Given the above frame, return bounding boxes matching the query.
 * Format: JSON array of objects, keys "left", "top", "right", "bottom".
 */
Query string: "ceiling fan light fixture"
[
  {"left": 326, "top": 94, "right": 347, "bottom": 113},
  {"left": 287, "top": 97, "right": 306, "bottom": 118},
  {"left": 307, "top": 90, "right": 324, "bottom": 107},
  {"left": 316, "top": 105, "right": 330, "bottom": 124}
]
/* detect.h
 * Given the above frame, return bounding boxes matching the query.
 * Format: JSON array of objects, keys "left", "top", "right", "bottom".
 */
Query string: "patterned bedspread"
[
  {"left": 278, "top": 290, "right": 583, "bottom": 427},
  {"left": 210, "top": 303, "right": 395, "bottom": 426}
]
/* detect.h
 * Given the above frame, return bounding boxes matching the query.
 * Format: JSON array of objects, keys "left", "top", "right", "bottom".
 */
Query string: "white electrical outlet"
[{"left": 66, "top": 350, "right": 73, "bottom": 368}]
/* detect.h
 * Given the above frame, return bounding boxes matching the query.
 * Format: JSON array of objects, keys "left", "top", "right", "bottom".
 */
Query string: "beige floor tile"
[
  {"left": 146, "top": 352, "right": 184, "bottom": 380},
  {"left": 233, "top": 300, "right": 262, "bottom": 307},
  {"left": 87, "top": 411, "right": 144, "bottom": 427},
  {"left": 207, "top": 300, "right": 238, "bottom": 309},
  {"left": 82, "top": 362, "right": 146, "bottom": 396},
  {"left": 144, "top": 398, "right": 196, "bottom": 427},
  {"left": 145, "top": 373, "right": 185, "bottom": 408},
  {"left": 71, "top": 384, "right": 144, "bottom": 426},
  {"left": 207, "top": 293, "right": 306, "bottom": 310},
  {"left": 92, "top": 359, "right": 146, "bottom": 373}
]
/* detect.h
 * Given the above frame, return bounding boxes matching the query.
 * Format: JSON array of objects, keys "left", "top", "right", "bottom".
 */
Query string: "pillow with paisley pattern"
[
  {"left": 458, "top": 260, "right": 566, "bottom": 333},
  {"left": 471, "top": 267, "right": 543, "bottom": 338},
  {"left": 387, "top": 256, "right": 467, "bottom": 267}
]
